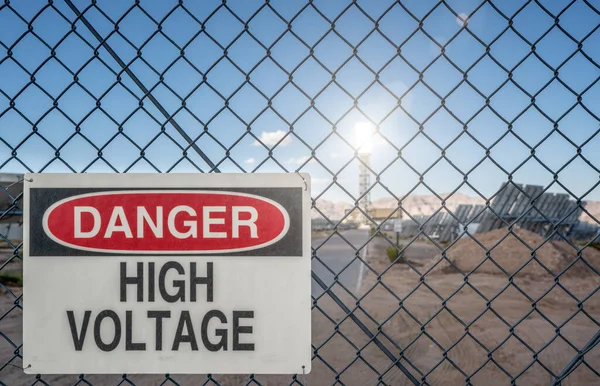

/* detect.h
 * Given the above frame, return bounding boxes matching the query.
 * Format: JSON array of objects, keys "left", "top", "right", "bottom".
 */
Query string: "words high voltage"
[{"left": 66, "top": 262, "right": 255, "bottom": 352}]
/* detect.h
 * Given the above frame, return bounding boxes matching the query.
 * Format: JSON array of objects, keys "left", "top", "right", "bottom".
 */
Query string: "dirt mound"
[{"left": 432, "top": 228, "right": 600, "bottom": 277}]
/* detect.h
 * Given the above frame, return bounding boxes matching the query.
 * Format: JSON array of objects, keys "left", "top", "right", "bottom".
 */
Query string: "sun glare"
[{"left": 354, "top": 122, "right": 375, "bottom": 154}]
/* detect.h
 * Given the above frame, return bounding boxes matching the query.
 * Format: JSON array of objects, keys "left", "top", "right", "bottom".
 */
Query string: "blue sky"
[{"left": 1, "top": 0, "right": 600, "bottom": 204}]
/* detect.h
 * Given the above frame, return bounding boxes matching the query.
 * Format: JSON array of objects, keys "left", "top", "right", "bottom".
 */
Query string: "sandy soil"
[
  {"left": 1, "top": 233, "right": 599, "bottom": 385},
  {"left": 353, "top": 235, "right": 600, "bottom": 385},
  {"left": 430, "top": 229, "right": 600, "bottom": 278}
]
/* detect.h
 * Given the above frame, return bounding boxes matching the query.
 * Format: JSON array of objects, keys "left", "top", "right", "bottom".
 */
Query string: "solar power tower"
[
  {"left": 356, "top": 123, "right": 373, "bottom": 226},
  {"left": 358, "top": 153, "right": 371, "bottom": 225}
]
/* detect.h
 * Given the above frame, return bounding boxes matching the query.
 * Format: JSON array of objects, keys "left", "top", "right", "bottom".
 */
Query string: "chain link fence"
[{"left": 1, "top": 0, "right": 600, "bottom": 384}]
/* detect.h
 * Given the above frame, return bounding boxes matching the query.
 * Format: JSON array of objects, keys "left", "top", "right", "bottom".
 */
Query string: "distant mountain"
[
  {"left": 311, "top": 193, "right": 484, "bottom": 220},
  {"left": 371, "top": 193, "right": 486, "bottom": 216},
  {"left": 311, "top": 199, "right": 353, "bottom": 220},
  {"left": 313, "top": 193, "right": 600, "bottom": 225}
]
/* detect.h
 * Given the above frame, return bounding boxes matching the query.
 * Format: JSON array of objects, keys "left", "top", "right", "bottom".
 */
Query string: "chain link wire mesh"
[{"left": 1, "top": 0, "right": 600, "bottom": 384}]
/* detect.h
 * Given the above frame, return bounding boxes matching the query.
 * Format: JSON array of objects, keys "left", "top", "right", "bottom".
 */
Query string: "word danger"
[
  {"left": 42, "top": 191, "right": 289, "bottom": 253},
  {"left": 73, "top": 205, "right": 259, "bottom": 239},
  {"left": 66, "top": 261, "right": 254, "bottom": 352}
]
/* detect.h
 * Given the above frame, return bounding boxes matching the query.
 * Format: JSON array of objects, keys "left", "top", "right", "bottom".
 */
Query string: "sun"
[{"left": 354, "top": 122, "right": 375, "bottom": 155}]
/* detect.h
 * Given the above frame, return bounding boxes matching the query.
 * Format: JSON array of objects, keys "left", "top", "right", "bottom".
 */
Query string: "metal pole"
[
  {"left": 312, "top": 272, "right": 420, "bottom": 385},
  {"left": 64, "top": 0, "right": 219, "bottom": 172},
  {"left": 552, "top": 330, "right": 600, "bottom": 386}
]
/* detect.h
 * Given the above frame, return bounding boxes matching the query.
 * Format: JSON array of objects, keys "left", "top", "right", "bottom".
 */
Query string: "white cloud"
[
  {"left": 253, "top": 130, "right": 292, "bottom": 147},
  {"left": 287, "top": 156, "right": 312, "bottom": 165},
  {"left": 245, "top": 157, "right": 256, "bottom": 164},
  {"left": 456, "top": 12, "right": 469, "bottom": 27}
]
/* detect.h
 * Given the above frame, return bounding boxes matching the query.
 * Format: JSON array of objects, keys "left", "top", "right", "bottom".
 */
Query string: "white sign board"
[
  {"left": 23, "top": 173, "right": 311, "bottom": 374},
  {"left": 393, "top": 219, "right": 403, "bottom": 233}
]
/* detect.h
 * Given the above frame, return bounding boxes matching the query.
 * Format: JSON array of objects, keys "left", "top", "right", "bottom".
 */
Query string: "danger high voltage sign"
[{"left": 23, "top": 173, "right": 311, "bottom": 375}]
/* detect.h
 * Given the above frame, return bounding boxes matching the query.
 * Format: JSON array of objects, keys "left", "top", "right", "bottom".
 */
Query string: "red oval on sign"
[{"left": 42, "top": 191, "right": 290, "bottom": 254}]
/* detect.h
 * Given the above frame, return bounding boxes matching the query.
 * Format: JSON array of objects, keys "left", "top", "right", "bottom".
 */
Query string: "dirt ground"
[
  {"left": 1, "top": 235, "right": 599, "bottom": 385},
  {"left": 349, "top": 234, "right": 600, "bottom": 385}
]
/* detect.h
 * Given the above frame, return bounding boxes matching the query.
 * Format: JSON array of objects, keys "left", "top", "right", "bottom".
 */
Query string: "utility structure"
[
  {"left": 358, "top": 152, "right": 371, "bottom": 225},
  {"left": 356, "top": 123, "right": 373, "bottom": 226},
  {"left": 476, "top": 182, "right": 585, "bottom": 239}
]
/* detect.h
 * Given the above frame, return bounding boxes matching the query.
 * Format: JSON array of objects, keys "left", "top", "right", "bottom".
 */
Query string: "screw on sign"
[{"left": 23, "top": 173, "right": 311, "bottom": 375}]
